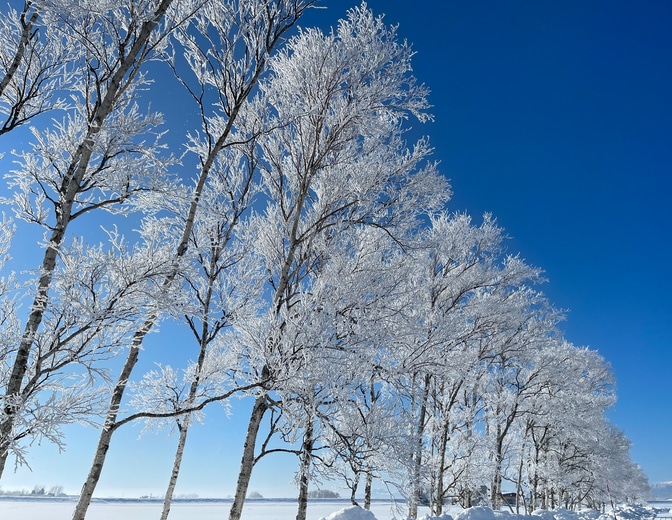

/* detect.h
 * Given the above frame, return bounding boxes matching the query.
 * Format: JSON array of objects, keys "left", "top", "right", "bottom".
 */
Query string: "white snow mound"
[
  {"left": 597, "top": 504, "right": 657, "bottom": 520},
  {"left": 319, "top": 505, "right": 378, "bottom": 520},
  {"left": 494, "top": 510, "right": 536, "bottom": 520},
  {"left": 532, "top": 510, "right": 560, "bottom": 520},
  {"left": 577, "top": 511, "right": 602, "bottom": 520},
  {"left": 455, "top": 506, "right": 497, "bottom": 520},
  {"left": 425, "top": 514, "right": 454, "bottom": 520},
  {"left": 532, "top": 509, "right": 584, "bottom": 520}
]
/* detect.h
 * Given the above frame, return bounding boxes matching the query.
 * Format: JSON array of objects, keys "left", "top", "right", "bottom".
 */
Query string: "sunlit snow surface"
[
  {"left": 319, "top": 504, "right": 379, "bottom": 520},
  {"left": 0, "top": 498, "right": 416, "bottom": 520},
  {"left": 0, "top": 498, "right": 668, "bottom": 520}
]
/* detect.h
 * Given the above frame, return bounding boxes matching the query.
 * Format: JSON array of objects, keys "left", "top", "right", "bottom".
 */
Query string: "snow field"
[
  {"left": 0, "top": 499, "right": 425, "bottom": 520},
  {"left": 0, "top": 500, "right": 667, "bottom": 520}
]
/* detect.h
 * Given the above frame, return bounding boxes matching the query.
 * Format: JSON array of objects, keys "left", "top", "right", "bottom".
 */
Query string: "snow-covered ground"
[
  {"left": 0, "top": 498, "right": 669, "bottom": 520},
  {"left": 0, "top": 498, "right": 419, "bottom": 520}
]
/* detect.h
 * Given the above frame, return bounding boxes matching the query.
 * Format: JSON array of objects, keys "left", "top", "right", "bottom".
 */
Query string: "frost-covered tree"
[
  {"left": 383, "top": 213, "right": 542, "bottom": 518},
  {"left": 479, "top": 301, "right": 564, "bottom": 509},
  {"left": 515, "top": 345, "right": 618, "bottom": 511},
  {"left": 226, "top": 6, "right": 447, "bottom": 520},
  {"left": 272, "top": 226, "right": 418, "bottom": 518}
]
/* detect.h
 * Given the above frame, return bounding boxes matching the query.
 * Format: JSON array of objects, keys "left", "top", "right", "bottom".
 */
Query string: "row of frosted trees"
[{"left": 0, "top": 1, "right": 648, "bottom": 519}]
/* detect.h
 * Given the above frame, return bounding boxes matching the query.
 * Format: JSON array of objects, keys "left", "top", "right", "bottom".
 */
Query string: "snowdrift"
[
  {"left": 320, "top": 503, "right": 665, "bottom": 520},
  {"left": 320, "top": 505, "right": 379, "bottom": 520}
]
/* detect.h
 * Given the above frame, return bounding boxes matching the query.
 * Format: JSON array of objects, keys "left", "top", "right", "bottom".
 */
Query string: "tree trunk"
[
  {"left": 364, "top": 470, "right": 372, "bottom": 510},
  {"left": 516, "top": 453, "right": 524, "bottom": 514},
  {"left": 295, "top": 419, "right": 314, "bottom": 520},
  {"left": 160, "top": 420, "right": 190, "bottom": 520},
  {"left": 532, "top": 443, "right": 541, "bottom": 513},
  {"left": 228, "top": 392, "right": 268, "bottom": 520},
  {"left": 490, "top": 422, "right": 504, "bottom": 509},
  {"left": 491, "top": 456, "right": 503, "bottom": 509},
  {"left": 364, "top": 380, "right": 375, "bottom": 511},
  {"left": 350, "top": 472, "right": 360, "bottom": 507},
  {"left": 431, "top": 417, "right": 450, "bottom": 516},
  {"left": 408, "top": 373, "right": 431, "bottom": 520}
]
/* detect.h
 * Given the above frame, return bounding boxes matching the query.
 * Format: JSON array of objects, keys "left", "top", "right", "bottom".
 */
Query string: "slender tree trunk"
[
  {"left": 364, "top": 380, "right": 375, "bottom": 511},
  {"left": 491, "top": 456, "right": 503, "bottom": 508},
  {"left": 160, "top": 419, "right": 189, "bottom": 520},
  {"left": 532, "top": 444, "right": 541, "bottom": 513},
  {"left": 516, "top": 454, "right": 524, "bottom": 514},
  {"left": 431, "top": 418, "right": 450, "bottom": 516},
  {"left": 228, "top": 392, "right": 268, "bottom": 520},
  {"left": 491, "top": 416, "right": 511, "bottom": 510},
  {"left": 0, "top": 127, "right": 81, "bottom": 479},
  {"left": 532, "top": 474, "right": 538, "bottom": 513},
  {"left": 364, "top": 470, "right": 372, "bottom": 510},
  {"left": 72, "top": 101, "right": 222, "bottom": 520},
  {"left": 408, "top": 373, "right": 431, "bottom": 520},
  {"left": 295, "top": 419, "right": 314, "bottom": 520},
  {"left": 350, "top": 472, "right": 360, "bottom": 506}
]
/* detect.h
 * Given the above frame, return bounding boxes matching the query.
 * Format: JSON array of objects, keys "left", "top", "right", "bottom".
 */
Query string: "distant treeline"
[{"left": 0, "top": 485, "right": 64, "bottom": 496}]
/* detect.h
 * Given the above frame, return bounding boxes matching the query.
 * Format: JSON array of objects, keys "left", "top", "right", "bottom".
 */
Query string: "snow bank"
[
  {"left": 454, "top": 505, "right": 659, "bottom": 520},
  {"left": 419, "top": 512, "right": 454, "bottom": 520},
  {"left": 577, "top": 511, "right": 602, "bottom": 520},
  {"left": 493, "top": 509, "right": 536, "bottom": 520},
  {"left": 532, "top": 510, "right": 561, "bottom": 520},
  {"left": 534, "top": 508, "right": 593, "bottom": 520},
  {"left": 456, "top": 506, "right": 497, "bottom": 520},
  {"left": 320, "top": 505, "right": 379, "bottom": 520},
  {"left": 597, "top": 504, "right": 658, "bottom": 520},
  {"left": 4, "top": 500, "right": 663, "bottom": 520}
]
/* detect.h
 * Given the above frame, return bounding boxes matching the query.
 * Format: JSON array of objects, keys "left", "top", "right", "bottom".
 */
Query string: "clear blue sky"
[{"left": 2, "top": 0, "right": 671, "bottom": 498}]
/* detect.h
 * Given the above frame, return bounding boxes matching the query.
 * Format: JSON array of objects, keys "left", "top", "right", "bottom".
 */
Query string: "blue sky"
[{"left": 1, "top": 0, "right": 671, "bottom": 498}]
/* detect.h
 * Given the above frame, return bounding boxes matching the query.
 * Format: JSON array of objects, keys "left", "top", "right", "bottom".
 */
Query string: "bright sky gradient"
[{"left": 2, "top": 0, "right": 671, "bottom": 498}]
